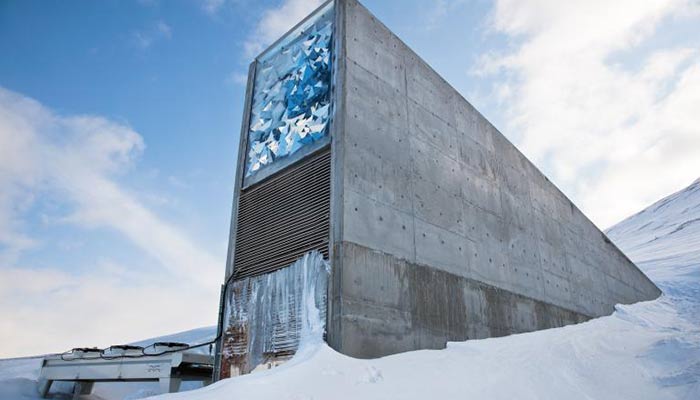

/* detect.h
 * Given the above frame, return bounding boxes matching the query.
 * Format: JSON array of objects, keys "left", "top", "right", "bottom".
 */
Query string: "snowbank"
[
  {"left": 1, "top": 180, "right": 698, "bottom": 399},
  {"left": 155, "top": 178, "right": 700, "bottom": 400},
  {"left": 158, "top": 297, "right": 696, "bottom": 400}
]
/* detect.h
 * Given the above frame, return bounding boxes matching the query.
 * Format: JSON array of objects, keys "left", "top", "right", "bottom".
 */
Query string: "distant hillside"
[{"left": 607, "top": 178, "right": 700, "bottom": 324}]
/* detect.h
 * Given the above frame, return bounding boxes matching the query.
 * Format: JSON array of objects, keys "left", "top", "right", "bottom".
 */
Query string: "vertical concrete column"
[{"left": 327, "top": 0, "right": 349, "bottom": 352}]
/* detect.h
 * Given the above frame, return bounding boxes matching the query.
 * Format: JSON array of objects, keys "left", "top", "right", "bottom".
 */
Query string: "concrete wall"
[{"left": 328, "top": 0, "right": 661, "bottom": 358}]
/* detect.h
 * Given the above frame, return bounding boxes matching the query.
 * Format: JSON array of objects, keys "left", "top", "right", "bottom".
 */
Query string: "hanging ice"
[{"left": 219, "top": 251, "right": 330, "bottom": 378}]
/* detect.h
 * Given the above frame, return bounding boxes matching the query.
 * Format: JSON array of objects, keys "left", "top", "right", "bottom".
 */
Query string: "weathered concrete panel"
[
  {"left": 408, "top": 99, "right": 462, "bottom": 163},
  {"left": 405, "top": 53, "right": 459, "bottom": 128},
  {"left": 333, "top": 242, "right": 590, "bottom": 358},
  {"left": 320, "top": 0, "right": 663, "bottom": 360},
  {"left": 343, "top": 188, "right": 416, "bottom": 262},
  {"left": 345, "top": 0, "right": 406, "bottom": 93},
  {"left": 345, "top": 59, "right": 407, "bottom": 131},
  {"left": 413, "top": 217, "right": 471, "bottom": 278},
  {"left": 345, "top": 142, "right": 413, "bottom": 213},
  {"left": 411, "top": 139, "right": 463, "bottom": 200},
  {"left": 462, "top": 173, "right": 503, "bottom": 216}
]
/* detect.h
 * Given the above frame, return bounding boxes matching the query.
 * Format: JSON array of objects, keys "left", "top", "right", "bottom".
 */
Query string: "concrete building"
[{"left": 215, "top": 0, "right": 661, "bottom": 379}]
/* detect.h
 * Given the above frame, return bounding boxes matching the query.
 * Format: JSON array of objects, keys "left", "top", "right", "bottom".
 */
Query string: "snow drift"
[
  {"left": 1, "top": 179, "right": 699, "bottom": 399},
  {"left": 158, "top": 178, "right": 700, "bottom": 400}
]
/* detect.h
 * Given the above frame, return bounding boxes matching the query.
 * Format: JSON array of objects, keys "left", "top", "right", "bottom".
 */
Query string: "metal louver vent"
[{"left": 233, "top": 149, "right": 331, "bottom": 280}]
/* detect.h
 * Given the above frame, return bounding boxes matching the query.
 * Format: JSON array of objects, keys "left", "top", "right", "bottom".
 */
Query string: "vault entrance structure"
[{"left": 215, "top": 0, "right": 661, "bottom": 380}]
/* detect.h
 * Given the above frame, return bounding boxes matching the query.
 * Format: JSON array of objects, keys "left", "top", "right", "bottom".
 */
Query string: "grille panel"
[{"left": 233, "top": 149, "right": 331, "bottom": 280}]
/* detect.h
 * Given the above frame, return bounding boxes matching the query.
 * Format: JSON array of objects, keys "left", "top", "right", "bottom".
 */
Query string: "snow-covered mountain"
[
  {"left": 1, "top": 179, "right": 699, "bottom": 400},
  {"left": 607, "top": 178, "right": 700, "bottom": 325}
]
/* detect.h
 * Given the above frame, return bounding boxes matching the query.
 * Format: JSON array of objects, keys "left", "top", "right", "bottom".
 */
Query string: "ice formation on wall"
[
  {"left": 245, "top": 3, "right": 334, "bottom": 179},
  {"left": 220, "top": 251, "right": 330, "bottom": 378}
]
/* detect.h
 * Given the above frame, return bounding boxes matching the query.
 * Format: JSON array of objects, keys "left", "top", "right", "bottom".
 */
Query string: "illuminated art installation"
[{"left": 245, "top": 5, "right": 334, "bottom": 178}]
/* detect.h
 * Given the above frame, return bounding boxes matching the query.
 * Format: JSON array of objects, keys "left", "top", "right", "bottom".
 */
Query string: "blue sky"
[{"left": 1, "top": 0, "right": 699, "bottom": 357}]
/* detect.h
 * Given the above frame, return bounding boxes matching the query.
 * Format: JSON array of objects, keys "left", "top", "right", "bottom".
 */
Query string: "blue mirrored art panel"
[{"left": 245, "top": 3, "right": 334, "bottom": 179}]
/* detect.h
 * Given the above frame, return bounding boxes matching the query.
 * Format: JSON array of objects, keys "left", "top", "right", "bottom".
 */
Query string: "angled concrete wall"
[{"left": 327, "top": 0, "right": 661, "bottom": 358}]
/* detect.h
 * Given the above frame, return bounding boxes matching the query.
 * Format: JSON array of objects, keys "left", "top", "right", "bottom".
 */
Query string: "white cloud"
[
  {"left": 480, "top": 0, "right": 700, "bottom": 228},
  {"left": 133, "top": 20, "right": 172, "bottom": 49},
  {"left": 0, "top": 264, "right": 215, "bottom": 358},
  {"left": 0, "top": 87, "right": 220, "bottom": 357},
  {"left": 425, "top": 0, "right": 467, "bottom": 30},
  {"left": 168, "top": 175, "right": 190, "bottom": 189},
  {"left": 243, "top": 0, "right": 324, "bottom": 58},
  {"left": 225, "top": 70, "right": 249, "bottom": 86},
  {"left": 201, "top": 0, "right": 226, "bottom": 16}
]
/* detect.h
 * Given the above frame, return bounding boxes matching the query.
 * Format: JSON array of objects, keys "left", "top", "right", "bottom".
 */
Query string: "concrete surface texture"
[{"left": 327, "top": 0, "right": 661, "bottom": 358}]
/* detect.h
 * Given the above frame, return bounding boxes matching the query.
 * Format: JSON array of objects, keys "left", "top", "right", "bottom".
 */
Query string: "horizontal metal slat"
[
  {"left": 236, "top": 190, "right": 331, "bottom": 228},
  {"left": 235, "top": 204, "right": 330, "bottom": 245},
  {"left": 235, "top": 220, "right": 330, "bottom": 261},
  {"left": 233, "top": 149, "right": 331, "bottom": 280}
]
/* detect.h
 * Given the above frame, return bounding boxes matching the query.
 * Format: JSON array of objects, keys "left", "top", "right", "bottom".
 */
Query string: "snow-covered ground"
[{"left": 2, "top": 179, "right": 699, "bottom": 400}]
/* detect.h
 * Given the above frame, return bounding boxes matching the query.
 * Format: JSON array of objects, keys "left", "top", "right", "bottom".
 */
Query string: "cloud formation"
[
  {"left": 0, "top": 87, "right": 220, "bottom": 357},
  {"left": 201, "top": 0, "right": 226, "bottom": 16},
  {"left": 133, "top": 20, "right": 172, "bottom": 48},
  {"left": 480, "top": 0, "right": 700, "bottom": 228},
  {"left": 243, "top": 0, "right": 324, "bottom": 58}
]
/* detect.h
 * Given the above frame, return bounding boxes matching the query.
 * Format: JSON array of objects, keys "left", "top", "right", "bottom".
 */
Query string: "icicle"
[{"left": 220, "top": 251, "right": 329, "bottom": 377}]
